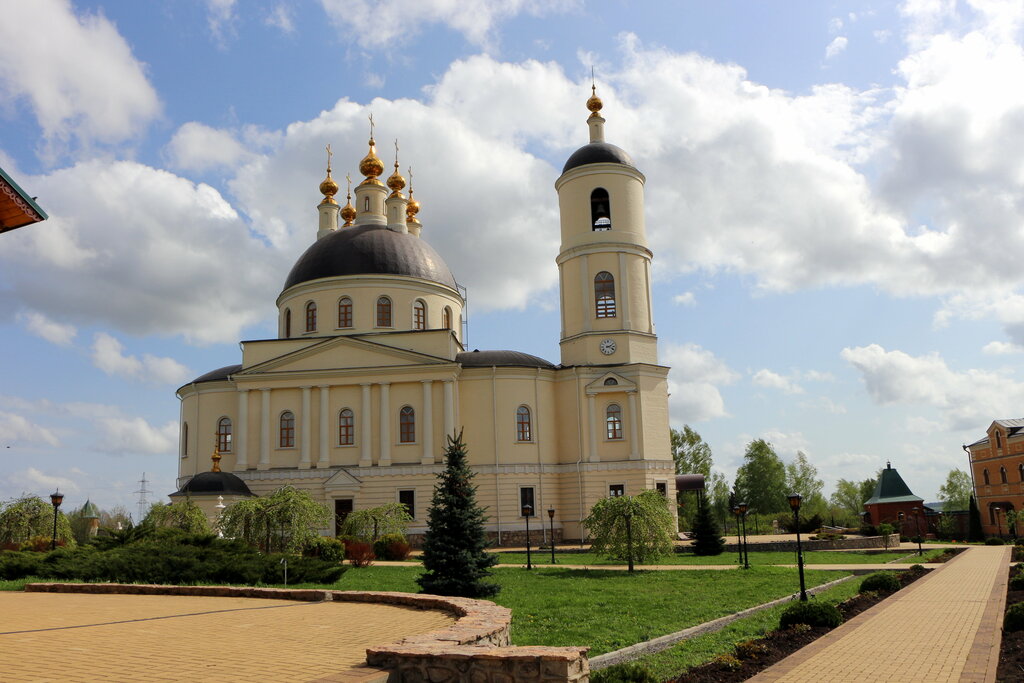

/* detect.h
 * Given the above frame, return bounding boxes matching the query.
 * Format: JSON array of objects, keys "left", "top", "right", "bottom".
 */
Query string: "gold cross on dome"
[
  {"left": 368, "top": 112, "right": 375, "bottom": 140},
  {"left": 325, "top": 143, "right": 332, "bottom": 172}
]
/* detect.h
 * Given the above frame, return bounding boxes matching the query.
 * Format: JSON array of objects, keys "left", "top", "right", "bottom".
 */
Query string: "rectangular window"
[
  {"left": 334, "top": 499, "right": 353, "bottom": 537},
  {"left": 655, "top": 482, "right": 667, "bottom": 497},
  {"left": 399, "top": 489, "right": 415, "bottom": 519},
  {"left": 520, "top": 487, "right": 535, "bottom": 516},
  {"left": 609, "top": 484, "right": 625, "bottom": 497}
]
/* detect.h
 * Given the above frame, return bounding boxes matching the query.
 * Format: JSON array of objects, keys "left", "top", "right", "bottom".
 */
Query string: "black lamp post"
[
  {"left": 49, "top": 489, "right": 64, "bottom": 551},
  {"left": 994, "top": 506, "right": 1003, "bottom": 540},
  {"left": 624, "top": 508, "right": 635, "bottom": 573},
  {"left": 732, "top": 506, "right": 743, "bottom": 565},
  {"left": 738, "top": 502, "right": 750, "bottom": 569},
  {"left": 522, "top": 504, "right": 533, "bottom": 570},
  {"left": 911, "top": 506, "right": 923, "bottom": 555},
  {"left": 788, "top": 493, "right": 807, "bottom": 602},
  {"left": 547, "top": 507, "right": 556, "bottom": 564}
]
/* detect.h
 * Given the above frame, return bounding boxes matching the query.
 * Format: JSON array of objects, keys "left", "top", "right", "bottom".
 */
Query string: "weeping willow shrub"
[
  {"left": 144, "top": 498, "right": 211, "bottom": 534},
  {"left": 218, "top": 486, "right": 330, "bottom": 553},
  {"left": 0, "top": 495, "right": 74, "bottom": 548},
  {"left": 583, "top": 489, "right": 675, "bottom": 563},
  {"left": 337, "top": 503, "right": 412, "bottom": 542}
]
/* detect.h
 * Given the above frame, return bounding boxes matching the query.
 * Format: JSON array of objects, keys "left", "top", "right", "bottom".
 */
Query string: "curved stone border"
[{"left": 24, "top": 583, "right": 589, "bottom": 682}]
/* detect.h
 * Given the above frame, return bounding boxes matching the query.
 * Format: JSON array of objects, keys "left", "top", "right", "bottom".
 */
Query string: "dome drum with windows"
[{"left": 175, "top": 94, "right": 676, "bottom": 545}]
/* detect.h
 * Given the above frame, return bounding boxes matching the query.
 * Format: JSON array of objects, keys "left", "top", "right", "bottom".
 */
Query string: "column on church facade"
[
  {"left": 235, "top": 389, "right": 248, "bottom": 471},
  {"left": 579, "top": 253, "right": 591, "bottom": 332},
  {"left": 258, "top": 388, "right": 271, "bottom": 469},
  {"left": 619, "top": 252, "right": 631, "bottom": 330},
  {"left": 318, "top": 385, "right": 330, "bottom": 468},
  {"left": 443, "top": 380, "right": 454, "bottom": 444},
  {"left": 421, "top": 380, "right": 434, "bottom": 464},
  {"left": 299, "top": 386, "right": 312, "bottom": 468},
  {"left": 359, "top": 383, "right": 372, "bottom": 467},
  {"left": 587, "top": 392, "right": 599, "bottom": 462},
  {"left": 627, "top": 391, "right": 640, "bottom": 460},
  {"left": 379, "top": 382, "right": 391, "bottom": 466}
]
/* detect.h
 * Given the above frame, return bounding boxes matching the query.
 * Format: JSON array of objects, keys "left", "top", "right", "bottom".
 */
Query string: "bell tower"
[{"left": 555, "top": 87, "right": 658, "bottom": 367}]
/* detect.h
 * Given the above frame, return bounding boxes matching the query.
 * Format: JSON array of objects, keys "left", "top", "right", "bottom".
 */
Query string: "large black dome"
[
  {"left": 283, "top": 224, "right": 458, "bottom": 292},
  {"left": 175, "top": 471, "right": 253, "bottom": 497},
  {"left": 562, "top": 142, "right": 636, "bottom": 174}
]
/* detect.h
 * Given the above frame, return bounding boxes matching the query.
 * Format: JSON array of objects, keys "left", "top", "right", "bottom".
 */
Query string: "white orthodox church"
[{"left": 172, "top": 89, "right": 675, "bottom": 544}]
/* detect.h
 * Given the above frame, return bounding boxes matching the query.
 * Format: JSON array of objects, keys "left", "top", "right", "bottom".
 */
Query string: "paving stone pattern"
[
  {"left": 0, "top": 592, "right": 453, "bottom": 682},
  {"left": 749, "top": 545, "right": 1011, "bottom": 683}
]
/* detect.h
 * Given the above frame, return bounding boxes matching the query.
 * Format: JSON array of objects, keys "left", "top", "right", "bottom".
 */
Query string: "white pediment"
[
  {"left": 586, "top": 372, "right": 636, "bottom": 394},
  {"left": 237, "top": 335, "right": 451, "bottom": 376},
  {"left": 323, "top": 468, "right": 363, "bottom": 492}
]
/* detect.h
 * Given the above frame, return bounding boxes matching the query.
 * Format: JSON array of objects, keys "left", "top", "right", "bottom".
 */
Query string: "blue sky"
[{"left": 2, "top": 0, "right": 1023, "bottom": 514}]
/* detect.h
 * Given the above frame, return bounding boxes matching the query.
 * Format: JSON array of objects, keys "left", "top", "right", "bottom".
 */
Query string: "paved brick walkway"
[
  {"left": 0, "top": 592, "right": 453, "bottom": 682},
  {"left": 749, "top": 545, "right": 1012, "bottom": 683}
]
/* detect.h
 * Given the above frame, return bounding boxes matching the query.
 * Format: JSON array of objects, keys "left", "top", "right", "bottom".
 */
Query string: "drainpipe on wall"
[
  {"left": 574, "top": 366, "right": 585, "bottom": 549},
  {"left": 492, "top": 366, "right": 501, "bottom": 546},
  {"left": 535, "top": 366, "right": 545, "bottom": 546}
]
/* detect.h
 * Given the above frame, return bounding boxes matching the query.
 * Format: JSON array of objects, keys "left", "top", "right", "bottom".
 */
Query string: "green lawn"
[
  {"left": 629, "top": 576, "right": 863, "bottom": 680},
  {"left": 890, "top": 548, "right": 949, "bottom": 563},
  {"left": 489, "top": 549, "right": 918, "bottom": 566},
  {"left": 331, "top": 564, "right": 846, "bottom": 655}
]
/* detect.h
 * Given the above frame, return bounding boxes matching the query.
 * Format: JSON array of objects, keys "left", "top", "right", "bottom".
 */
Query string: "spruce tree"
[
  {"left": 691, "top": 495, "right": 726, "bottom": 556},
  {"left": 968, "top": 494, "right": 985, "bottom": 543},
  {"left": 417, "top": 431, "right": 499, "bottom": 598}
]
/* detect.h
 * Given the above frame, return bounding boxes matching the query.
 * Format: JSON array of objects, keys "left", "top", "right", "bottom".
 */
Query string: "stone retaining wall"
[
  {"left": 714, "top": 533, "right": 901, "bottom": 554},
  {"left": 24, "top": 583, "right": 589, "bottom": 682}
]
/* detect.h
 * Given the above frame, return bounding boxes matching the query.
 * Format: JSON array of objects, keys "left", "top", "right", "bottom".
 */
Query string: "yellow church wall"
[
  {"left": 240, "top": 338, "right": 318, "bottom": 368},
  {"left": 556, "top": 169, "right": 647, "bottom": 252}
]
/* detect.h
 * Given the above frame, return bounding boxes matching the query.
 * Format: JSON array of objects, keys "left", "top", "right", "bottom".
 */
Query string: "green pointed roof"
[
  {"left": 80, "top": 499, "right": 101, "bottom": 519},
  {"left": 864, "top": 462, "right": 923, "bottom": 505}
]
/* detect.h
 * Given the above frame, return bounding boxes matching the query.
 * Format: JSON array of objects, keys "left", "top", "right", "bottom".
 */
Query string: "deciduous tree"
[
  {"left": 584, "top": 489, "right": 676, "bottom": 564},
  {"left": 219, "top": 486, "right": 331, "bottom": 553},
  {"left": 734, "top": 439, "right": 787, "bottom": 514},
  {"left": 337, "top": 503, "right": 412, "bottom": 541},
  {"left": 938, "top": 469, "right": 972, "bottom": 512}
]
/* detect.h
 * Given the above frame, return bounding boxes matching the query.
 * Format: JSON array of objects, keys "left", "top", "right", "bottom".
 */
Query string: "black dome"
[
  {"left": 190, "top": 364, "right": 242, "bottom": 384},
  {"left": 175, "top": 471, "right": 253, "bottom": 497},
  {"left": 562, "top": 142, "right": 636, "bottom": 174},
  {"left": 283, "top": 224, "right": 458, "bottom": 292},
  {"left": 456, "top": 349, "right": 555, "bottom": 368}
]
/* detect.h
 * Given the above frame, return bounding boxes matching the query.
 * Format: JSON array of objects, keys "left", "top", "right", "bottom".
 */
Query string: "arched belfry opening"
[{"left": 590, "top": 188, "right": 611, "bottom": 230}]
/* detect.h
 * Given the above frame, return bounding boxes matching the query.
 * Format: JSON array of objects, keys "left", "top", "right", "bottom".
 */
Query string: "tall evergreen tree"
[
  {"left": 691, "top": 495, "right": 726, "bottom": 556},
  {"left": 417, "top": 431, "right": 499, "bottom": 598},
  {"left": 968, "top": 494, "right": 985, "bottom": 542}
]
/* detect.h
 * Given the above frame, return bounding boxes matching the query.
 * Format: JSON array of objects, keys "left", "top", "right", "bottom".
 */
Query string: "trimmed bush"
[
  {"left": 590, "top": 662, "right": 658, "bottom": 683},
  {"left": 859, "top": 572, "right": 901, "bottom": 594},
  {"left": 779, "top": 601, "right": 843, "bottom": 629},
  {"left": 986, "top": 537, "right": 1006, "bottom": 545},
  {"left": 1010, "top": 572, "right": 1024, "bottom": 591},
  {"left": 303, "top": 536, "right": 345, "bottom": 563},
  {"left": 345, "top": 540, "right": 375, "bottom": 567},
  {"left": 1005, "top": 602, "right": 1024, "bottom": 632},
  {"left": 373, "top": 533, "right": 409, "bottom": 560}
]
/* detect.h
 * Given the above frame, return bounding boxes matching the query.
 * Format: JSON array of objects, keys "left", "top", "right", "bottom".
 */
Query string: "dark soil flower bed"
[
  {"left": 997, "top": 563, "right": 1024, "bottom": 681},
  {"left": 670, "top": 566, "right": 930, "bottom": 683}
]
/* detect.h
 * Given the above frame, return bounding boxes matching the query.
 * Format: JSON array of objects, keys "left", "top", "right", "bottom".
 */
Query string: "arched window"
[
  {"left": 606, "top": 404, "right": 623, "bottom": 440},
  {"left": 516, "top": 406, "right": 532, "bottom": 442},
  {"left": 590, "top": 188, "right": 611, "bottom": 230},
  {"left": 364, "top": 196, "right": 369, "bottom": 212},
  {"left": 284, "top": 308, "right": 291, "bottom": 338},
  {"left": 443, "top": 306, "right": 453, "bottom": 330},
  {"left": 595, "top": 271, "right": 616, "bottom": 318},
  {"left": 182, "top": 422, "right": 188, "bottom": 457},
  {"left": 413, "top": 300, "right": 426, "bottom": 330},
  {"left": 1001, "top": 467, "right": 1008, "bottom": 484},
  {"left": 216, "top": 417, "right": 232, "bottom": 453},
  {"left": 604, "top": 377, "right": 618, "bottom": 386},
  {"left": 305, "top": 301, "right": 317, "bottom": 332},
  {"left": 280, "top": 411, "right": 295, "bottom": 448},
  {"left": 997, "top": 431, "right": 1003, "bottom": 449},
  {"left": 338, "top": 408, "right": 354, "bottom": 445},
  {"left": 1019, "top": 463, "right": 1023, "bottom": 482},
  {"left": 338, "top": 297, "right": 353, "bottom": 328},
  {"left": 400, "top": 406, "right": 415, "bottom": 443},
  {"left": 983, "top": 468, "right": 990, "bottom": 485},
  {"left": 377, "top": 296, "right": 392, "bottom": 327}
]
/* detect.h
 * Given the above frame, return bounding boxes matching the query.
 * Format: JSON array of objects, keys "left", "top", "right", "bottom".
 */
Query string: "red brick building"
[
  {"left": 965, "top": 418, "right": 1024, "bottom": 537},
  {"left": 863, "top": 462, "right": 930, "bottom": 537}
]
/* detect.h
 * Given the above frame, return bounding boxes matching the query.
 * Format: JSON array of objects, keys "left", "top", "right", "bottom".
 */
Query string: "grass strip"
[{"left": 490, "top": 549, "right": 918, "bottom": 566}]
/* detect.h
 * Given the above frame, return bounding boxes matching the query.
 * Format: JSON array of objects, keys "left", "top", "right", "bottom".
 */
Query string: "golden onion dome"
[
  {"left": 340, "top": 201, "right": 356, "bottom": 226},
  {"left": 319, "top": 174, "right": 339, "bottom": 204},
  {"left": 359, "top": 137, "right": 385, "bottom": 182},
  {"left": 587, "top": 84, "right": 603, "bottom": 118},
  {"left": 406, "top": 195, "right": 420, "bottom": 220},
  {"left": 387, "top": 165, "right": 406, "bottom": 196}
]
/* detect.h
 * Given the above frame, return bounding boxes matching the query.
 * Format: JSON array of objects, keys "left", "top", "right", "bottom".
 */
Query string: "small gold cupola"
[
  {"left": 340, "top": 173, "right": 356, "bottom": 227},
  {"left": 317, "top": 144, "right": 341, "bottom": 240},
  {"left": 406, "top": 166, "right": 422, "bottom": 237},
  {"left": 359, "top": 114, "right": 385, "bottom": 184},
  {"left": 353, "top": 114, "right": 388, "bottom": 226},
  {"left": 211, "top": 441, "right": 222, "bottom": 473},
  {"left": 587, "top": 79, "right": 606, "bottom": 144},
  {"left": 384, "top": 139, "right": 409, "bottom": 233}
]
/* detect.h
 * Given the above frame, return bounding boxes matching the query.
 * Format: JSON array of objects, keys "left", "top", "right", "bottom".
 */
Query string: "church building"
[{"left": 173, "top": 89, "right": 676, "bottom": 544}]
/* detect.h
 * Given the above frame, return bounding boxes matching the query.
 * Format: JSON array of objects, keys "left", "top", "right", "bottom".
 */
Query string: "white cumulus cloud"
[
  {"left": 664, "top": 343, "right": 739, "bottom": 423},
  {"left": 825, "top": 36, "right": 849, "bottom": 58},
  {"left": 18, "top": 310, "right": 76, "bottom": 346},
  {"left": 91, "top": 333, "right": 190, "bottom": 385},
  {"left": 95, "top": 417, "right": 178, "bottom": 455},
  {"left": 752, "top": 369, "right": 805, "bottom": 394}
]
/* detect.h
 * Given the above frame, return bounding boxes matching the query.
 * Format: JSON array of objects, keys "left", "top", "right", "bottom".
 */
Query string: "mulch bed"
[
  {"left": 670, "top": 565, "right": 930, "bottom": 683},
  {"left": 997, "top": 561, "right": 1024, "bottom": 681}
]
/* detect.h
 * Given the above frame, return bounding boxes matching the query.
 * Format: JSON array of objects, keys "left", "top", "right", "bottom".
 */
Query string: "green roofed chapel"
[
  {"left": 863, "top": 461, "right": 928, "bottom": 534},
  {"left": 173, "top": 90, "right": 676, "bottom": 544}
]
